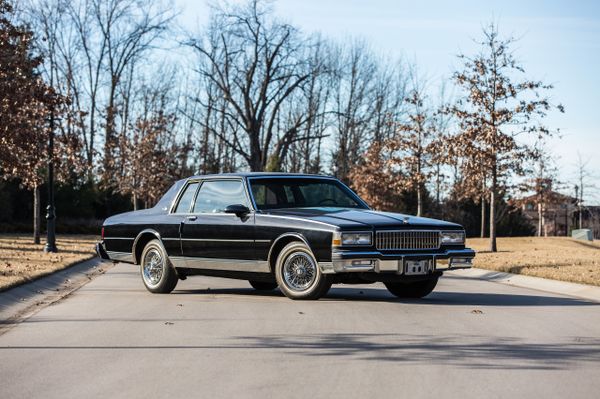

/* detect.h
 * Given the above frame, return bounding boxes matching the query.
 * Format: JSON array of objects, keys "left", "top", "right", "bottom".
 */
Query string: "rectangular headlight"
[
  {"left": 341, "top": 232, "right": 372, "bottom": 246},
  {"left": 440, "top": 231, "right": 465, "bottom": 245}
]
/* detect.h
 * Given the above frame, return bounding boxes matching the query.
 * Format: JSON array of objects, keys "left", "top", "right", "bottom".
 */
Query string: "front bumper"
[{"left": 319, "top": 248, "right": 475, "bottom": 274}]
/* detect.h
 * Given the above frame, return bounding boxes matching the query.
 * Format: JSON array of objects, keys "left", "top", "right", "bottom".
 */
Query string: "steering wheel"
[{"left": 317, "top": 198, "right": 337, "bottom": 206}]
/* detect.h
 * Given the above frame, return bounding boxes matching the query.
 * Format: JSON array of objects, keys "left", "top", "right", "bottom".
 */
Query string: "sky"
[{"left": 175, "top": 0, "right": 600, "bottom": 203}]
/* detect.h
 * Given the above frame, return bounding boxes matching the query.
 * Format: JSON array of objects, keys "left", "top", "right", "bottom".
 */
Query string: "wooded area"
[{"left": 0, "top": 0, "right": 573, "bottom": 251}]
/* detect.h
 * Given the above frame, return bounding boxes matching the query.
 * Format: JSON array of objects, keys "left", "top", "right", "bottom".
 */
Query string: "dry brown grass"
[
  {"left": 468, "top": 237, "right": 600, "bottom": 286},
  {"left": 0, "top": 234, "right": 98, "bottom": 291}
]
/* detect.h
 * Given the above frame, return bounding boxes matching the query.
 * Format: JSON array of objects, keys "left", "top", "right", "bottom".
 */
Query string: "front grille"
[{"left": 375, "top": 230, "right": 440, "bottom": 250}]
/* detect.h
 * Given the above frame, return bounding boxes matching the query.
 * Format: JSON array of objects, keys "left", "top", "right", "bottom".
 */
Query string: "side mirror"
[{"left": 224, "top": 204, "right": 250, "bottom": 217}]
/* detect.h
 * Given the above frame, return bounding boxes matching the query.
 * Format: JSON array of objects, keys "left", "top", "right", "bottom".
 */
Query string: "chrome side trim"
[
  {"left": 169, "top": 256, "right": 187, "bottom": 268},
  {"left": 172, "top": 256, "right": 270, "bottom": 273},
  {"left": 257, "top": 214, "right": 339, "bottom": 231},
  {"left": 104, "top": 237, "right": 135, "bottom": 240},
  {"left": 106, "top": 251, "right": 134, "bottom": 263},
  {"left": 181, "top": 238, "right": 254, "bottom": 242},
  {"left": 164, "top": 237, "right": 270, "bottom": 243}
]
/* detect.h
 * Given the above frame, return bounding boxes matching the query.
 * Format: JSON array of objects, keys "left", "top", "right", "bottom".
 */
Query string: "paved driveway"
[{"left": 1, "top": 263, "right": 599, "bottom": 399}]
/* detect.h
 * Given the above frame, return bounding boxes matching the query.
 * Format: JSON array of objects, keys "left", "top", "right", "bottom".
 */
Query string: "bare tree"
[
  {"left": 517, "top": 139, "right": 560, "bottom": 236},
  {"left": 186, "top": 0, "right": 321, "bottom": 172},
  {"left": 93, "top": 0, "right": 175, "bottom": 182},
  {"left": 449, "top": 23, "right": 563, "bottom": 251},
  {"left": 330, "top": 39, "right": 378, "bottom": 182},
  {"left": 387, "top": 75, "right": 437, "bottom": 216},
  {"left": 574, "top": 152, "right": 597, "bottom": 230},
  {"left": 113, "top": 68, "right": 190, "bottom": 209}
]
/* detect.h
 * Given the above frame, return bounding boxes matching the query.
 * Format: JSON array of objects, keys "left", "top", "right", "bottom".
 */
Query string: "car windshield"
[{"left": 249, "top": 178, "right": 368, "bottom": 210}]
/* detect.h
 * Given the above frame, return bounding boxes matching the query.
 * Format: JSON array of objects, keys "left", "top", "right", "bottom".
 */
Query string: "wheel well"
[
  {"left": 268, "top": 235, "right": 308, "bottom": 272},
  {"left": 134, "top": 233, "right": 159, "bottom": 264}
]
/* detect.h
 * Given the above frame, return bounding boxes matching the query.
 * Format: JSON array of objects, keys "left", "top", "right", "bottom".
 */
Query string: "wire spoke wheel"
[
  {"left": 143, "top": 248, "right": 164, "bottom": 287},
  {"left": 283, "top": 251, "right": 317, "bottom": 291},
  {"left": 275, "top": 241, "right": 331, "bottom": 300}
]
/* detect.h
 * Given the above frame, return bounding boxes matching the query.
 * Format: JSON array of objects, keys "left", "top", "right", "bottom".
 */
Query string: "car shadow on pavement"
[
  {"left": 172, "top": 286, "right": 596, "bottom": 306},
  {"left": 327, "top": 287, "right": 597, "bottom": 306}
]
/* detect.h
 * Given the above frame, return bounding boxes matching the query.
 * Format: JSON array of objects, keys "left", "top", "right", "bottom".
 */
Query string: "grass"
[
  {"left": 467, "top": 237, "right": 600, "bottom": 287},
  {"left": 1, "top": 234, "right": 599, "bottom": 291},
  {"left": 0, "top": 234, "right": 98, "bottom": 291}
]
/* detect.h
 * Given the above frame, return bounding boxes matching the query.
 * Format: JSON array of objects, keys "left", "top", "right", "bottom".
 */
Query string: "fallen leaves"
[{"left": 0, "top": 235, "right": 97, "bottom": 291}]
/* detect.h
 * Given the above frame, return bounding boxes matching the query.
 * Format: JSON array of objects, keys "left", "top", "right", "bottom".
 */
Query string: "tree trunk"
[
  {"left": 133, "top": 191, "right": 138, "bottom": 211},
  {"left": 537, "top": 202, "right": 543, "bottom": 237},
  {"left": 33, "top": 185, "right": 41, "bottom": 244},
  {"left": 480, "top": 197, "right": 486, "bottom": 238},
  {"left": 489, "top": 171, "right": 497, "bottom": 252},
  {"left": 416, "top": 183, "right": 422, "bottom": 217}
]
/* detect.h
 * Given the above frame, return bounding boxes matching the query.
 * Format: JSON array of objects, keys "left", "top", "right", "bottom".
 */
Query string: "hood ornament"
[{"left": 403, "top": 216, "right": 410, "bottom": 224}]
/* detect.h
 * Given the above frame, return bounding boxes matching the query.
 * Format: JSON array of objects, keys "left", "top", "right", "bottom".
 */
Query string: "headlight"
[
  {"left": 440, "top": 231, "right": 465, "bottom": 245},
  {"left": 340, "top": 232, "right": 372, "bottom": 246}
]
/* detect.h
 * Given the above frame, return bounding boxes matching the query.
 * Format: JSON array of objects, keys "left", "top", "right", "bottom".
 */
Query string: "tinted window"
[
  {"left": 193, "top": 180, "right": 249, "bottom": 213},
  {"left": 250, "top": 178, "right": 367, "bottom": 210},
  {"left": 174, "top": 182, "right": 199, "bottom": 213},
  {"left": 155, "top": 179, "right": 185, "bottom": 211}
]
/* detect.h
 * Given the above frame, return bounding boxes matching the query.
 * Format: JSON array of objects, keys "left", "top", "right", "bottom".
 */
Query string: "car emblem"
[{"left": 403, "top": 216, "right": 410, "bottom": 224}]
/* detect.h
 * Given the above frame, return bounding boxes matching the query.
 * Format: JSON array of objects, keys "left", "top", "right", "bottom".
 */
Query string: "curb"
[
  {"left": 449, "top": 267, "right": 600, "bottom": 303},
  {"left": 0, "top": 257, "right": 114, "bottom": 335}
]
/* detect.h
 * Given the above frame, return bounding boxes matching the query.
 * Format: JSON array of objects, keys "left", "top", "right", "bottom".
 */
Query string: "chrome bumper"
[
  {"left": 95, "top": 242, "right": 111, "bottom": 261},
  {"left": 319, "top": 248, "right": 475, "bottom": 274}
]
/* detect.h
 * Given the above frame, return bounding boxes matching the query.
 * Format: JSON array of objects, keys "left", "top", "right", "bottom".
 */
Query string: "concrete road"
[{"left": 1, "top": 263, "right": 599, "bottom": 399}]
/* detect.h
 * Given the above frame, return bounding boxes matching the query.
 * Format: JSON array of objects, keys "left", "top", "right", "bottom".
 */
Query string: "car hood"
[{"left": 263, "top": 208, "right": 462, "bottom": 230}]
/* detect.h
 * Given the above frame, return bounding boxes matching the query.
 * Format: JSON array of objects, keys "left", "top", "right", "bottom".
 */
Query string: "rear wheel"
[
  {"left": 275, "top": 242, "right": 331, "bottom": 300},
  {"left": 248, "top": 280, "right": 278, "bottom": 291},
  {"left": 140, "top": 239, "right": 178, "bottom": 294},
  {"left": 385, "top": 277, "right": 439, "bottom": 299}
]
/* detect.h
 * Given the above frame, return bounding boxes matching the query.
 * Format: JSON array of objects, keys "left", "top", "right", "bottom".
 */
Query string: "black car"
[{"left": 96, "top": 173, "right": 475, "bottom": 300}]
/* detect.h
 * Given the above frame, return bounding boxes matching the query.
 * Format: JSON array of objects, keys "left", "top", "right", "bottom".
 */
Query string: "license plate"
[{"left": 405, "top": 260, "right": 431, "bottom": 275}]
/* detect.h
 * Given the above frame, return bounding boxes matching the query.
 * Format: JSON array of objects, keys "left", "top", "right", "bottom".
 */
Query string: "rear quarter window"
[{"left": 174, "top": 182, "right": 199, "bottom": 213}]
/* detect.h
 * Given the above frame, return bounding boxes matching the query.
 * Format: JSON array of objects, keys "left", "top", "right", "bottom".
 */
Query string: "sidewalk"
[{"left": 452, "top": 267, "right": 600, "bottom": 303}]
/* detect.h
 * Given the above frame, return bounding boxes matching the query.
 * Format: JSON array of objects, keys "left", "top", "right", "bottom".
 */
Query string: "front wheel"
[
  {"left": 385, "top": 277, "right": 439, "bottom": 299},
  {"left": 140, "top": 239, "right": 178, "bottom": 293},
  {"left": 275, "top": 242, "right": 331, "bottom": 300}
]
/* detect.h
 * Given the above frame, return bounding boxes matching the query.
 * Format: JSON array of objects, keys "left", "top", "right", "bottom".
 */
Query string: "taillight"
[{"left": 101, "top": 227, "right": 104, "bottom": 239}]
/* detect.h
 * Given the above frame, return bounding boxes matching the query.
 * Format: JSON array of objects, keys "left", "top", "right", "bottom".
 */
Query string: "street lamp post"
[{"left": 44, "top": 110, "right": 57, "bottom": 253}]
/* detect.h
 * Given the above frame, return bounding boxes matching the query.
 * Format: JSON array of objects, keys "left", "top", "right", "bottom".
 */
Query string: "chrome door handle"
[{"left": 186, "top": 215, "right": 197, "bottom": 221}]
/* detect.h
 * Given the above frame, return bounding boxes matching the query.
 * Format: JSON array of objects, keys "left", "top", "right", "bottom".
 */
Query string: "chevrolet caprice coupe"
[{"left": 96, "top": 173, "right": 474, "bottom": 300}]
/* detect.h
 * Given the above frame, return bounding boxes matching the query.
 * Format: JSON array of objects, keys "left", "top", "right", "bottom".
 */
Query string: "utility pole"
[
  {"left": 44, "top": 109, "right": 58, "bottom": 253},
  {"left": 575, "top": 184, "right": 582, "bottom": 230}
]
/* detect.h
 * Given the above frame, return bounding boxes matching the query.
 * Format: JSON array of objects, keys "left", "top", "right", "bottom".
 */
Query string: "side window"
[
  {"left": 193, "top": 180, "right": 249, "bottom": 213},
  {"left": 174, "top": 182, "right": 199, "bottom": 213}
]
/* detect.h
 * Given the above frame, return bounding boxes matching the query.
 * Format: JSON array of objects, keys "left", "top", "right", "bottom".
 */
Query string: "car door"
[{"left": 180, "top": 179, "right": 264, "bottom": 272}]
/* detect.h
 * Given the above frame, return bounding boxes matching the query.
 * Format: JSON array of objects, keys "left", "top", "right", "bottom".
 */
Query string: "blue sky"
[{"left": 175, "top": 0, "right": 600, "bottom": 203}]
